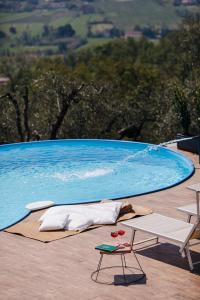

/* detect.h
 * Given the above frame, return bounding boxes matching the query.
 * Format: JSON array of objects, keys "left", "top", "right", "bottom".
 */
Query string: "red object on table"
[
  {"left": 118, "top": 229, "right": 125, "bottom": 236},
  {"left": 111, "top": 231, "right": 118, "bottom": 238}
]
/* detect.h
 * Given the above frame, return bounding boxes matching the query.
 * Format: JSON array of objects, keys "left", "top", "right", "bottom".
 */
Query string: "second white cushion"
[
  {"left": 87, "top": 202, "right": 122, "bottom": 224},
  {"left": 39, "top": 213, "right": 69, "bottom": 232}
]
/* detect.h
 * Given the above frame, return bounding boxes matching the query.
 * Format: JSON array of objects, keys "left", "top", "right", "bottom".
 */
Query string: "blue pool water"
[{"left": 0, "top": 139, "right": 194, "bottom": 230}]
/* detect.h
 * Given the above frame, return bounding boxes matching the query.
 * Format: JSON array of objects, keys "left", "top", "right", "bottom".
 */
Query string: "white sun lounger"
[{"left": 121, "top": 199, "right": 200, "bottom": 271}]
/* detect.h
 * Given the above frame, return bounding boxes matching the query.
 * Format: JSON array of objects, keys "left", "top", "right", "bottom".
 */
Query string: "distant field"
[
  {"left": 0, "top": 0, "right": 199, "bottom": 55},
  {"left": 49, "top": 15, "right": 73, "bottom": 28},
  {"left": 78, "top": 38, "right": 114, "bottom": 51},
  {"left": 0, "top": 11, "right": 36, "bottom": 23},
  {"left": 71, "top": 14, "right": 105, "bottom": 36},
  {"left": 93, "top": 0, "right": 180, "bottom": 29},
  {"left": 0, "top": 22, "right": 43, "bottom": 37},
  {"left": 1, "top": 45, "right": 58, "bottom": 55}
]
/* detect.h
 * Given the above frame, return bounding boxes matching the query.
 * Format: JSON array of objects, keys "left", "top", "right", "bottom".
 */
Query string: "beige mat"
[{"left": 5, "top": 202, "right": 152, "bottom": 243}]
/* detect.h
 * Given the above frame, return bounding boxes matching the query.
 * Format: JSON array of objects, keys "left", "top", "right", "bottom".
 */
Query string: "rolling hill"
[{"left": 0, "top": 0, "right": 199, "bottom": 56}]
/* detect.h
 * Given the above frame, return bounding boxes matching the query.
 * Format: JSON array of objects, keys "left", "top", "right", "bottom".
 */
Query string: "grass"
[
  {"left": 94, "top": 0, "right": 180, "bottom": 30},
  {"left": 0, "top": 22, "right": 44, "bottom": 37},
  {"left": 71, "top": 14, "right": 105, "bottom": 37},
  {"left": 0, "top": 45, "right": 58, "bottom": 55},
  {"left": 49, "top": 15, "right": 74, "bottom": 28},
  {"left": 0, "top": 11, "right": 36, "bottom": 23},
  {"left": 77, "top": 38, "right": 114, "bottom": 51}
]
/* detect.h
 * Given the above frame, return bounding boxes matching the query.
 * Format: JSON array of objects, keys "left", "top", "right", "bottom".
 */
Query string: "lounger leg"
[
  {"left": 185, "top": 245, "right": 194, "bottom": 271},
  {"left": 120, "top": 254, "right": 126, "bottom": 282},
  {"left": 132, "top": 250, "right": 145, "bottom": 274},
  {"left": 96, "top": 254, "right": 103, "bottom": 281},
  {"left": 187, "top": 214, "right": 192, "bottom": 223}
]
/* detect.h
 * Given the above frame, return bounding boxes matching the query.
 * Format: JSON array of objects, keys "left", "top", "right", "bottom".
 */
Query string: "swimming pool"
[{"left": 0, "top": 139, "right": 194, "bottom": 230}]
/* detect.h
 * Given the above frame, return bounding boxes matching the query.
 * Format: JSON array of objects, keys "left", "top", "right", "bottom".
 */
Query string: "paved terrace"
[{"left": 0, "top": 147, "right": 200, "bottom": 300}]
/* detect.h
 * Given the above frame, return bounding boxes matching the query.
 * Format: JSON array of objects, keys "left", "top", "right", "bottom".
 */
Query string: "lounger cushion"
[
  {"left": 65, "top": 213, "right": 93, "bottom": 231},
  {"left": 39, "top": 205, "right": 85, "bottom": 222},
  {"left": 39, "top": 202, "right": 122, "bottom": 225},
  {"left": 39, "top": 213, "right": 69, "bottom": 232}
]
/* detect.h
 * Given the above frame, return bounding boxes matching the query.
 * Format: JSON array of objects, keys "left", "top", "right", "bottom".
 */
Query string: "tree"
[
  {"left": 42, "top": 24, "right": 50, "bottom": 37},
  {"left": 58, "top": 42, "right": 68, "bottom": 54},
  {"left": 0, "top": 30, "right": 6, "bottom": 39},
  {"left": 0, "top": 87, "right": 30, "bottom": 142},
  {"left": 172, "top": 85, "right": 191, "bottom": 136},
  {"left": 1, "top": 14, "right": 200, "bottom": 144},
  {"left": 56, "top": 24, "right": 75, "bottom": 38},
  {"left": 168, "top": 13, "right": 200, "bottom": 80},
  {"left": 9, "top": 26, "right": 17, "bottom": 34},
  {"left": 32, "top": 70, "right": 85, "bottom": 139}
]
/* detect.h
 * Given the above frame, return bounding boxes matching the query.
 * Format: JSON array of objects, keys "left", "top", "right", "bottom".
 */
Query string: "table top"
[
  {"left": 177, "top": 203, "right": 197, "bottom": 215},
  {"left": 187, "top": 183, "right": 200, "bottom": 192}
]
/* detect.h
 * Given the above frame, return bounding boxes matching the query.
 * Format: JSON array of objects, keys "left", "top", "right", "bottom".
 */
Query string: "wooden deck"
[{"left": 0, "top": 147, "right": 200, "bottom": 300}]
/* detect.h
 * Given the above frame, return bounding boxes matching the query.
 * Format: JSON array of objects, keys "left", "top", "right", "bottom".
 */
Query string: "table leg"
[
  {"left": 96, "top": 253, "right": 103, "bottom": 281},
  {"left": 187, "top": 214, "right": 192, "bottom": 223},
  {"left": 120, "top": 254, "right": 126, "bottom": 281},
  {"left": 122, "top": 253, "right": 127, "bottom": 268}
]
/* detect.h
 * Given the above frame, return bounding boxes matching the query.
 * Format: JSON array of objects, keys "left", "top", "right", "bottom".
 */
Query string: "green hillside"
[
  {"left": 0, "top": 0, "right": 199, "bottom": 56},
  {"left": 94, "top": 0, "right": 179, "bottom": 29}
]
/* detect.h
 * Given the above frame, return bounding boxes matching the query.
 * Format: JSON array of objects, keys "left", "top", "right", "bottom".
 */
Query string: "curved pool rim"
[{"left": 0, "top": 139, "right": 195, "bottom": 231}]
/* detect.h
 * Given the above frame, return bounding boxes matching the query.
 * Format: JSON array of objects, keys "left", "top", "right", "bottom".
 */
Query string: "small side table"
[
  {"left": 177, "top": 203, "right": 197, "bottom": 222},
  {"left": 91, "top": 243, "right": 145, "bottom": 285}
]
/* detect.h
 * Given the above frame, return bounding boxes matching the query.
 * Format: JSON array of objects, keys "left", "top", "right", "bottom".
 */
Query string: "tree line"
[{"left": 0, "top": 14, "right": 200, "bottom": 145}]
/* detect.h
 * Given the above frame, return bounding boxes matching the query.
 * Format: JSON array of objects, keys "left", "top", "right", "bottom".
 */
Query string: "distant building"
[
  {"left": 87, "top": 21, "right": 115, "bottom": 38},
  {"left": 47, "top": 2, "right": 66, "bottom": 9},
  {"left": 173, "top": 0, "right": 199, "bottom": 5},
  {"left": 182, "top": 0, "right": 192, "bottom": 5},
  {"left": 124, "top": 31, "right": 143, "bottom": 39},
  {"left": 0, "top": 77, "right": 10, "bottom": 85}
]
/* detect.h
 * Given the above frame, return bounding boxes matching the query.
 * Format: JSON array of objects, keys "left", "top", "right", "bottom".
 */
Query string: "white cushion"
[
  {"left": 39, "top": 213, "right": 69, "bottom": 232},
  {"left": 87, "top": 202, "right": 122, "bottom": 224},
  {"left": 39, "top": 205, "right": 86, "bottom": 222},
  {"left": 39, "top": 202, "right": 122, "bottom": 226},
  {"left": 26, "top": 201, "right": 55, "bottom": 211},
  {"left": 65, "top": 213, "right": 93, "bottom": 231}
]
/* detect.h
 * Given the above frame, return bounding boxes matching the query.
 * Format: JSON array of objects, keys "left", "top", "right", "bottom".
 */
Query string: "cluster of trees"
[
  {"left": 0, "top": 14, "right": 200, "bottom": 145},
  {"left": 134, "top": 25, "right": 171, "bottom": 39},
  {"left": 0, "top": 31, "right": 6, "bottom": 39},
  {"left": 0, "top": 23, "right": 80, "bottom": 56},
  {"left": 42, "top": 24, "right": 76, "bottom": 39}
]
